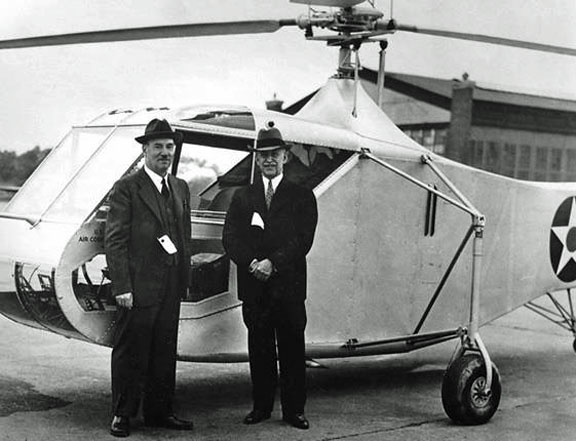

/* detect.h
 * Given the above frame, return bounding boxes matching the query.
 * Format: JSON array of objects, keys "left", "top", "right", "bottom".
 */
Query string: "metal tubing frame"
[
  {"left": 376, "top": 41, "right": 387, "bottom": 108},
  {"left": 525, "top": 289, "right": 576, "bottom": 335},
  {"left": 421, "top": 156, "right": 489, "bottom": 387},
  {"left": 342, "top": 328, "right": 463, "bottom": 351},
  {"left": 0, "top": 212, "right": 41, "bottom": 226},
  {"left": 361, "top": 149, "right": 492, "bottom": 389},
  {"left": 473, "top": 332, "right": 493, "bottom": 393},
  {"left": 421, "top": 154, "right": 483, "bottom": 220},
  {"left": 361, "top": 151, "right": 479, "bottom": 217},
  {"left": 352, "top": 47, "right": 360, "bottom": 117},
  {"left": 413, "top": 225, "right": 475, "bottom": 334}
]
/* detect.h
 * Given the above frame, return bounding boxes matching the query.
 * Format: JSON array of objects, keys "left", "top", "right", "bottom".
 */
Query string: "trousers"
[
  {"left": 111, "top": 267, "right": 181, "bottom": 418},
  {"left": 242, "top": 296, "right": 307, "bottom": 415}
]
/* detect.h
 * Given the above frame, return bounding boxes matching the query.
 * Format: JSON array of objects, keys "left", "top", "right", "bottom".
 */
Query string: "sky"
[{"left": 0, "top": 0, "right": 575, "bottom": 153}]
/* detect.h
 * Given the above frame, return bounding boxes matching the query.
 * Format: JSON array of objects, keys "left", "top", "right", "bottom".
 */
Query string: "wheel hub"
[{"left": 470, "top": 377, "right": 491, "bottom": 408}]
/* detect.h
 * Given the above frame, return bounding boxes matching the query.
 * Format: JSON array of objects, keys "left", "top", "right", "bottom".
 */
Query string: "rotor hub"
[
  {"left": 296, "top": 6, "right": 386, "bottom": 39},
  {"left": 329, "top": 7, "right": 384, "bottom": 33}
]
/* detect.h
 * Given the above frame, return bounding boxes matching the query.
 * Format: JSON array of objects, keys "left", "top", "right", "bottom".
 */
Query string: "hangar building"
[{"left": 279, "top": 68, "right": 576, "bottom": 182}]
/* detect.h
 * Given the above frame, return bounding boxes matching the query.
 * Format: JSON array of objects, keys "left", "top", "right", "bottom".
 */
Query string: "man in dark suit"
[
  {"left": 105, "top": 119, "right": 193, "bottom": 437},
  {"left": 222, "top": 122, "right": 318, "bottom": 430}
]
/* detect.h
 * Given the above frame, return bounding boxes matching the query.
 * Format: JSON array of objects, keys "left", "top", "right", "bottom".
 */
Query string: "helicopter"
[{"left": 1, "top": 0, "right": 576, "bottom": 426}]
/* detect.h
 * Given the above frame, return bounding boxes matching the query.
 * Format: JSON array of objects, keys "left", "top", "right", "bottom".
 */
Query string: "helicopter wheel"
[
  {"left": 441, "top": 353, "right": 501, "bottom": 425},
  {"left": 572, "top": 338, "right": 576, "bottom": 353}
]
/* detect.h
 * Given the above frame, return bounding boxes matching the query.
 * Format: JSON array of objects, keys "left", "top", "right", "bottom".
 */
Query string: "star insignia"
[{"left": 551, "top": 197, "right": 576, "bottom": 277}]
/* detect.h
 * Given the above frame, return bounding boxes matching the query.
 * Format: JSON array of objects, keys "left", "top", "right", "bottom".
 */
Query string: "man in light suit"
[
  {"left": 105, "top": 119, "right": 193, "bottom": 437},
  {"left": 222, "top": 122, "right": 318, "bottom": 430}
]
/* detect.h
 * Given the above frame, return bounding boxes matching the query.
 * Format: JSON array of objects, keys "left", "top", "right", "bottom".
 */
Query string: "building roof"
[
  {"left": 361, "top": 79, "right": 450, "bottom": 126},
  {"left": 284, "top": 70, "right": 576, "bottom": 130},
  {"left": 364, "top": 69, "right": 576, "bottom": 114}
]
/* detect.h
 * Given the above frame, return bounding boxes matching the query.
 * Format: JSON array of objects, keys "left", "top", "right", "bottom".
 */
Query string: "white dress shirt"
[
  {"left": 261, "top": 173, "right": 283, "bottom": 199},
  {"left": 144, "top": 165, "right": 169, "bottom": 194}
]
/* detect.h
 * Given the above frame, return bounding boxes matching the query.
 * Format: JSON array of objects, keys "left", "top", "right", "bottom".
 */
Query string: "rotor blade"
[
  {"left": 0, "top": 185, "right": 19, "bottom": 194},
  {"left": 290, "top": 0, "right": 364, "bottom": 6},
  {"left": 0, "top": 19, "right": 297, "bottom": 50},
  {"left": 391, "top": 23, "right": 576, "bottom": 57}
]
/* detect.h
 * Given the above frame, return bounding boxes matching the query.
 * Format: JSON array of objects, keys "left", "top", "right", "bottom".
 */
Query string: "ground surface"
[{"left": 1, "top": 304, "right": 576, "bottom": 440}]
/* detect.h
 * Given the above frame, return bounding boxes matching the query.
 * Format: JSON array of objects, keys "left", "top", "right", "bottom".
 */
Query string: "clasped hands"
[
  {"left": 249, "top": 258, "right": 274, "bottom": 282},
  {"left": 115, "top": 292, "right": 133, "bottom": 309}
]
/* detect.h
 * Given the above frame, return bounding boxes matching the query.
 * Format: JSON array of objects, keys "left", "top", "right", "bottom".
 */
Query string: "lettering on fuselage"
[{"left": 77, "top": 226, "right": 104, "bottom": 244}]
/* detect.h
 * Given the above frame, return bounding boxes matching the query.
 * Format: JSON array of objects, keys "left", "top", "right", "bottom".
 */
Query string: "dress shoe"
[
  {"left": 144, "top": 415, "right": 194, "bottom": 430},
  {"left": 243, "top": 409, "right": 271, "bottom": 425},
  {"left": 110, "top": 415, "right": 130, "bottom": 437},
  {"left": 283, "top": 413, "right": 310, "bottom": 430}
]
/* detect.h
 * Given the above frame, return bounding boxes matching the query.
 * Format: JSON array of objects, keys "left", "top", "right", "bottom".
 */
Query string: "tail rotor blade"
[
  {"left": 0, "top": 19, "right": 297, "bottom": 50},
  {"left": 392, "top": 23, "right": 576, "bottom": 57}
]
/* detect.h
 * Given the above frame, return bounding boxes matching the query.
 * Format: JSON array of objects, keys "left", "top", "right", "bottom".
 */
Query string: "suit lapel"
[
  {"left": 268, "top": 178, "right": 291, "bottom": 215},
  {"left": 168, "top": 174, "right": 184, "bottom": 220},
  {"left": 250, "top": 179, "right": 268, "bottom": 220},
  {"left": 137, "top": 168, "right": 165, "bottom": 227}
]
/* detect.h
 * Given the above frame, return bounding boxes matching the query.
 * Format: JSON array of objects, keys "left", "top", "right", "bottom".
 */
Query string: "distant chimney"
[
  {"left": 446, "top": 74, "right": 476, "bottom": 164},
  {"left": 265, "top": 93, "right": 284, "bottom": 112}
]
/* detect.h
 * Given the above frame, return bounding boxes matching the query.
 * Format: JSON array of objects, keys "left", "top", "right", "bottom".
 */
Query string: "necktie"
[
  {"left": 161, "top": 178, "right": 170, "bottom": 200},
  {"left": 265, "top": 179, "right": 274, "bottom": 209}
]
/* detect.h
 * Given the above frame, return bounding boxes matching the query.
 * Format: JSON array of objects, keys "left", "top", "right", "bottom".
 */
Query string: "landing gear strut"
[{"left": 362, "top": 152, "right": 500, "bottom": 424}]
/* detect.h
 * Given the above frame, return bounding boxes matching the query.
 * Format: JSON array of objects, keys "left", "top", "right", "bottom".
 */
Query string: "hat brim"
[
  {"left": 135, "top": 131, "right": 183, "bottom": 145},
  {"left": 248, "top": 143, "right": 291, "bottom": 152}
]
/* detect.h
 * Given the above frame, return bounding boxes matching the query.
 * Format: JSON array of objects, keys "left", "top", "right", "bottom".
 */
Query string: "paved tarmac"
[{"left": 1, "top": 304, "right": 576, "bottom": 441}]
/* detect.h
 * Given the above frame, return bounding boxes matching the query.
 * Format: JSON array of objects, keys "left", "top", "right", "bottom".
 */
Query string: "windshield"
[
  {"left": 7, "top": 126, "right": 142, "bottom": 223},
  {"left": 178, "top": 143, "right": 248, "bottom": 211}
]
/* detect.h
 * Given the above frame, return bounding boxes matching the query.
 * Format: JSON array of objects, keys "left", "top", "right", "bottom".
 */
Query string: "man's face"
[
  {"left": 255, "top": 148, "right": 288, "bottom": 179},
  {"left": 143, "top": 138, "right": 175, "bottom": 176}
]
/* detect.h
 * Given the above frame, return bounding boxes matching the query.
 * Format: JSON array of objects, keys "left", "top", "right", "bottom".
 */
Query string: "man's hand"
[
  {"left": 249, "top": 259, "right": 259, "bottom": 274},
  {"left": 115, "top": 292, "right": 133, "bottom": 309},
  {"left": 252, "top": 259, "right": 274, "bottom": 282}
]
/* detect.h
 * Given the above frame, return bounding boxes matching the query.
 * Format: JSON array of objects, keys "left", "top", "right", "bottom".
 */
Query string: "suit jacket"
[
  {"left": 222, "top": 177, "right": 318, "bottom": 303},
  {"left": 105, "top": 168, "right": 191, "bottom": 307}
]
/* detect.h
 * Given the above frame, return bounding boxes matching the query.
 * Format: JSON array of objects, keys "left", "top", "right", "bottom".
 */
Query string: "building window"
[
  {"left": 402, "top": 128, "right": 447, "bottom": 155},
  {"left": 549, "top": 148, "right": 563, "bottom": 182},
  {"left": 411, "top": 129, "right": 423, "bottom": 144},
  {"left": 516, "top": 144, "right": 532, "bottom": 180},
  {"left": 519, "top": 145, "right": 531, "bottom": 168},
  {"left": 535, "top": 147, "right": 548, "bottom": 181},
  {"left": 422, "top": 129, "right": 434, "bottom": 148},
  {"left": 550, "top": 148, "right": 562, "bottom": 171},
  {"left": 486, "top": 142, "right": 500, "bottom": 173},
  {"left": 502, "top": 143, "right": 516, "bottom": 177},
  {"left": 566, "top": 150, "right": 576, "bottom": 179},
  {"left": 434, "top": 129, "right": 447, "bottom": 155},
  {"left": 470, "top": 140, "right": 484, "bottom": 168}
]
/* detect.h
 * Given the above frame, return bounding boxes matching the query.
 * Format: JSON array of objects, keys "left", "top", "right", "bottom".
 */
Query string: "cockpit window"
[
  {"left": 7, "top": 126, "right": 142, "bottom": 223},
  {"left": 192, "top": 143, "right": 353, "bottom": 213},
  {"left": 176, "top": 107, "right": 255, "bottom": 131},
  {"left": 177, "top": 143, "right": 248, "bottom": 211}
]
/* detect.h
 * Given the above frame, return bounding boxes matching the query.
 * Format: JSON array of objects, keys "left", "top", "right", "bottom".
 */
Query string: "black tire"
[
  {"left": 572, "top": 338, "right": 576, "bottom": 353},
  {"left": 441, "top": 353, "right": 501, "bottom": 425}
]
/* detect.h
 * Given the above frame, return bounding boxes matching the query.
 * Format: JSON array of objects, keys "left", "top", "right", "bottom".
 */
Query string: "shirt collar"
[
  {"left": 144, "top": 165, "right": 168, "bottom": 193},
  {"left": 261, "top": 173, "right": 283, "bottom": 192}
]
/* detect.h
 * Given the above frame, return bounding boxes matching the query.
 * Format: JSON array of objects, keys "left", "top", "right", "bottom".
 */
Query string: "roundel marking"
[{"left": 550, "top": 196, "right": 576, "bottom": 282}]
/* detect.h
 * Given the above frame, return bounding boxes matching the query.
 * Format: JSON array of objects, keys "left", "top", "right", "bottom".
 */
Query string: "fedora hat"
[
  {"left": 249, "top": 121, "right": 291, "bottom": 152},
  {"left": 135, "top": 118, "right": 183, "bottom": 144}
]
